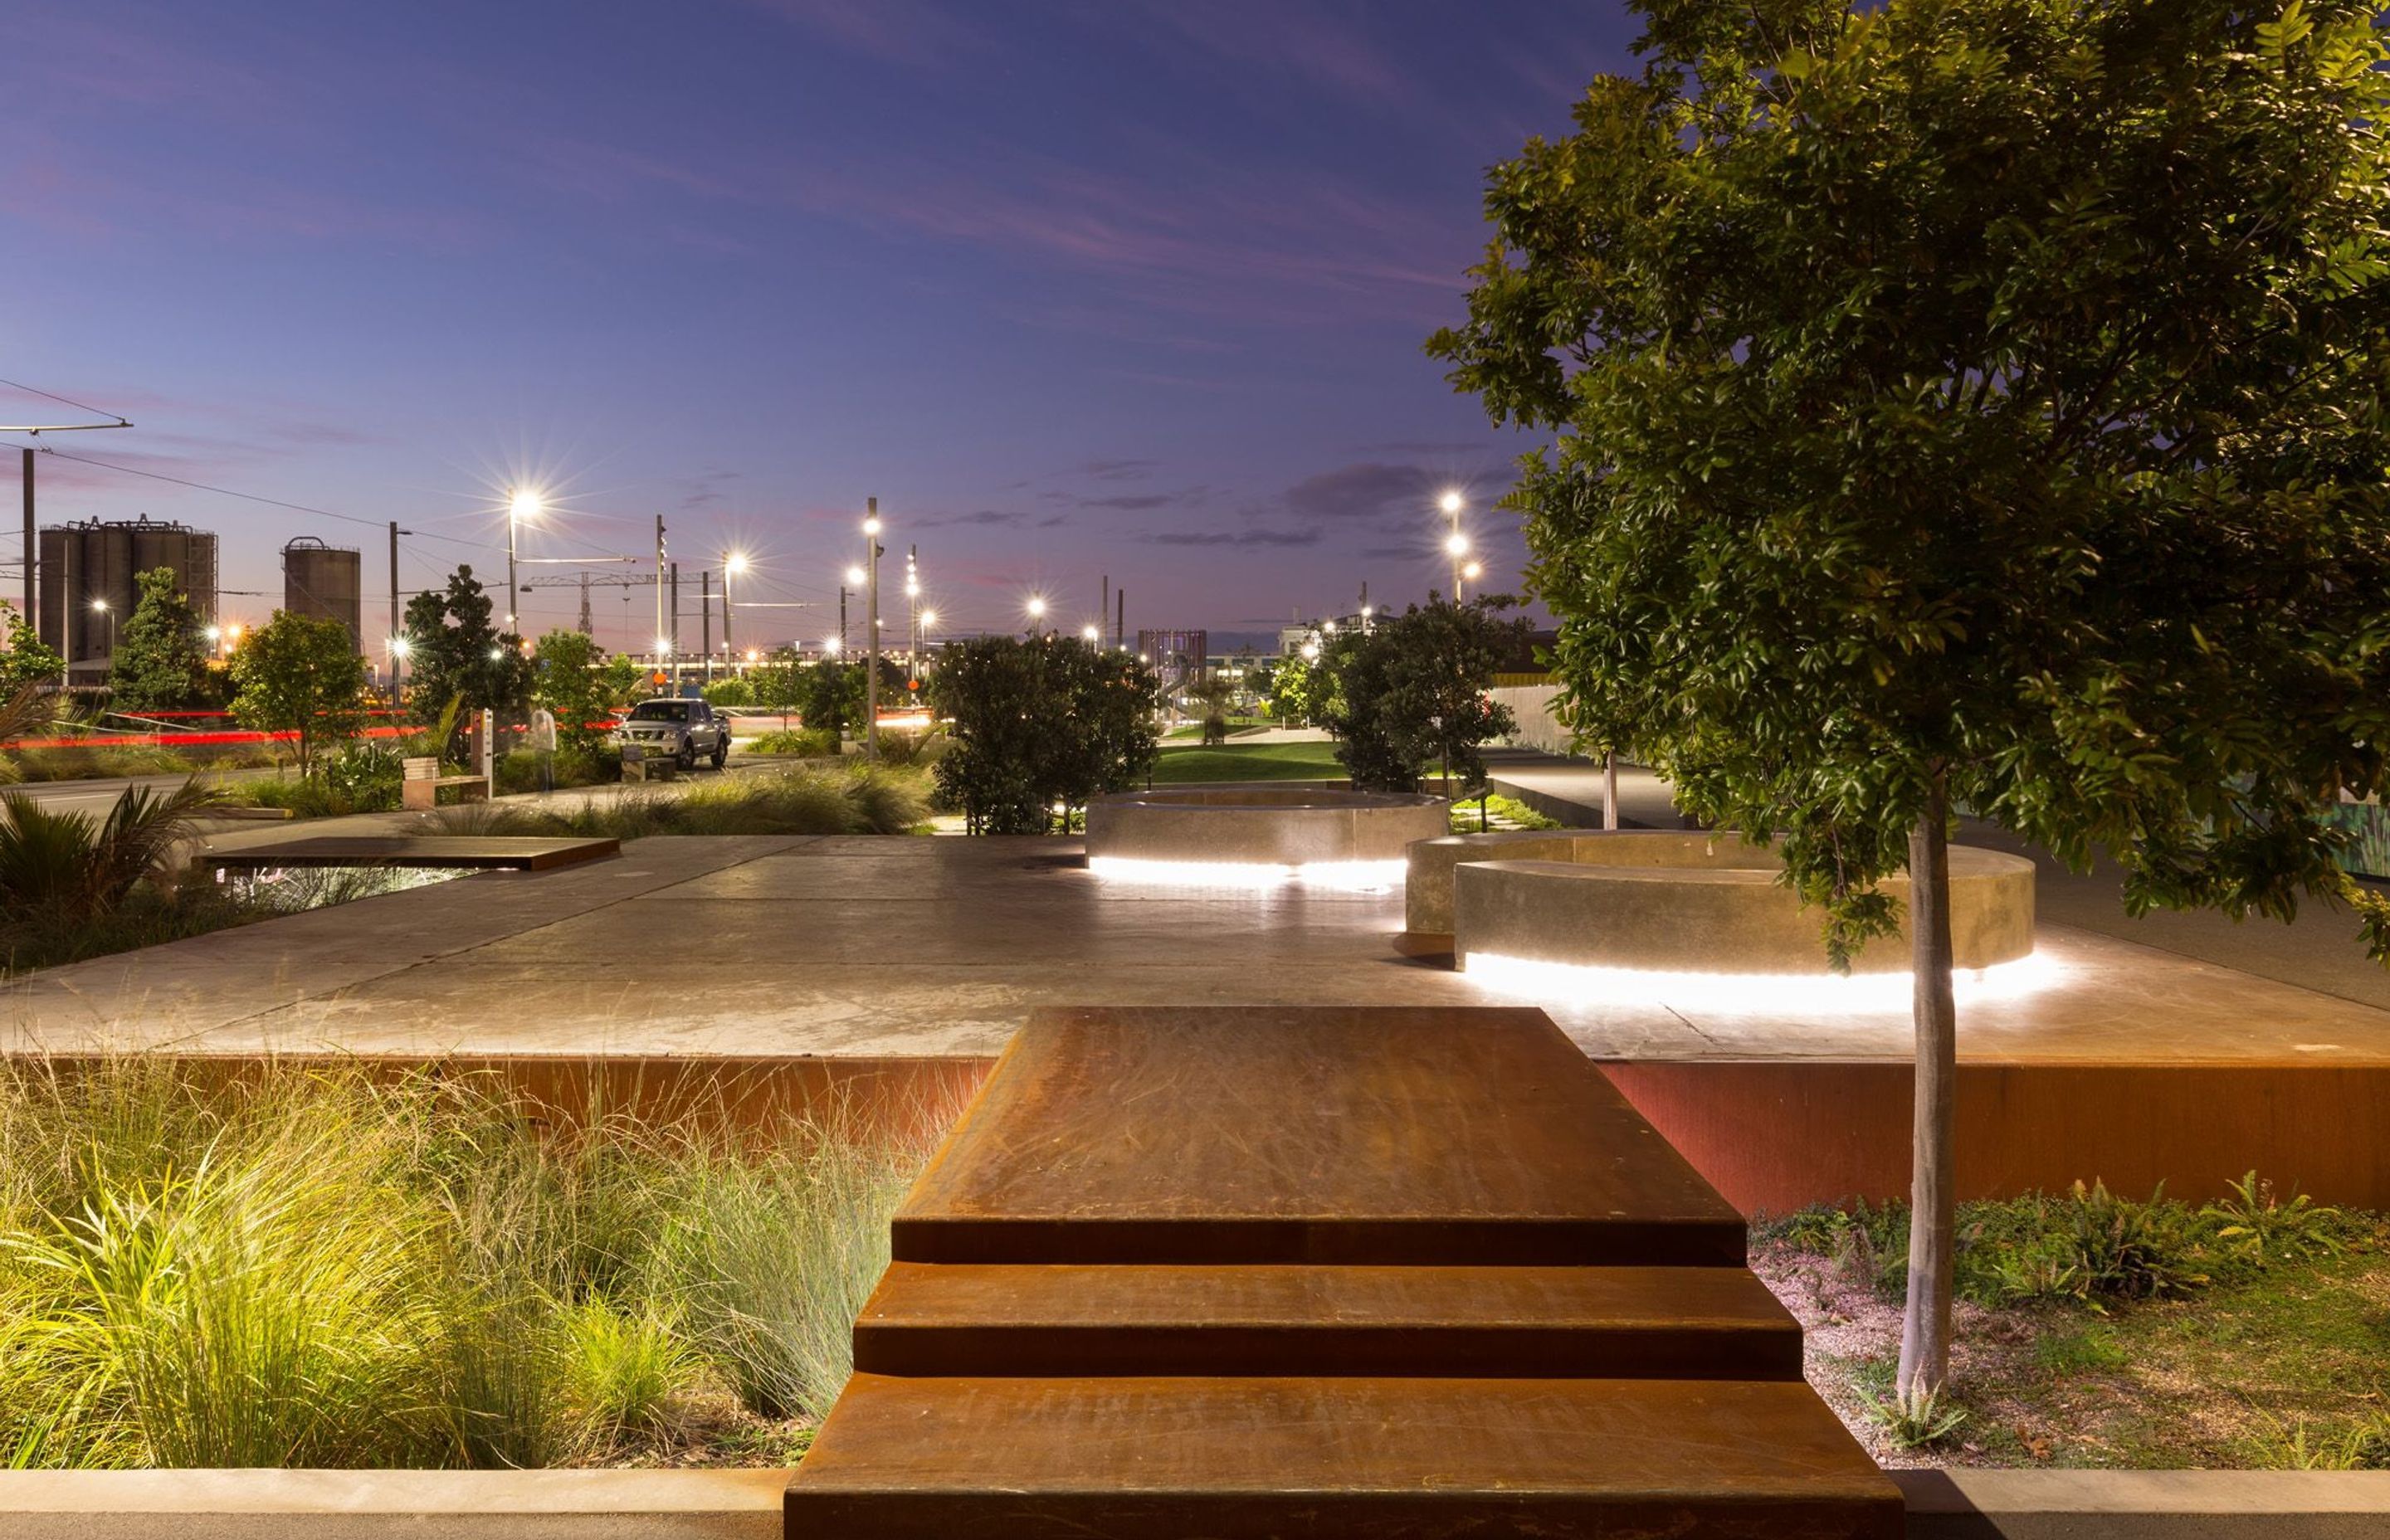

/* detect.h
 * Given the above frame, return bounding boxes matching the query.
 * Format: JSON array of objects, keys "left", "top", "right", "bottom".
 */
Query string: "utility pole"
[
  {"left": 653, "top": 516, "right": 667, "bottom": 668},
  {"left": 20, "top": 449, "right": 32, "bottom": 626},
  {"left": 863, "top": 496, "right": 882, "bottom": 758},
  {"left": 1100, "top": 574, "right": 1109, "bottom": 644},
  {"left": 700, "top": 569, "right": 712, "bottom": 682},
  {"left": 839, "top": 587, "right": 849, "bottom": 651},
  {"left": 388, "top": 521, "right": 402, "bottom": 695},
  {"left": 578, "top": 571, "right": 592, "bottom": 636},
  {"left": 1115, "top": 587, "right": 1125, "bottom": 651},
  {"left": 668, "top": 561, "right": 680, "bottom": 688}
]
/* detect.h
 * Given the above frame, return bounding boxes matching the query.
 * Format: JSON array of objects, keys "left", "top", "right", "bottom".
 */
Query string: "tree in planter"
[
  {"left": 530, "top": 629, "right": 615, "bottom": 753},
  {"left": 108, "top": 567, "right": 214, "bottom": 714},
  {"left": 930, "top": 636, "right": 1160, "bottom": 834},
  {"left": 1320, "top": 598, "right": 1526, "bottom": 797},
  {"left": 401, "top": 566, "right": 532, "bottom": 729},
  {"left": 1431, "top": 0, "right": 2390, "bottom": 1413},
  {"left": 0, "top": 604, "right": 64, "bottom": 699},
  {"left": 230, "top": 612, "right": 370, "bottom": 777}
]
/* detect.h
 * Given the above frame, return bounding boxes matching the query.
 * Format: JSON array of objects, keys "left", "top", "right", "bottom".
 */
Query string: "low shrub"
[
  {"left": 494, "top": 744, "right": 622, "bottom": 796},
  {"left": 748, "top": 727, "right": 838, "bottom": 758},
  {"left": 439, "top": 764, "right": 929, "bottom": 841},
  {"left": 1762, "top": 1175, "right": 2368, "bottom": 1309},
  {"left": 0, "top": 1059, "right": 949, "bottom": 1468},
  {"left": 1449, "top": 793, "right": 1559, "bottom": 834}
]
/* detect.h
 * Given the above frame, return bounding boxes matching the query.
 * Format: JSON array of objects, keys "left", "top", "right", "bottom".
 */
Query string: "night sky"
[{"left": 5, "top": 2, "right": 1641, "bottom": 654}]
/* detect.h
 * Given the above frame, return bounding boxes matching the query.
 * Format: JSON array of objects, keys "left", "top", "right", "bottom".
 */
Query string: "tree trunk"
[
  {"left": 1602, "top": 752, "right": 1619, "bottom": 831},
  {"left": 1896, "top": 769, "right": 1958, "bottom": 1408}
]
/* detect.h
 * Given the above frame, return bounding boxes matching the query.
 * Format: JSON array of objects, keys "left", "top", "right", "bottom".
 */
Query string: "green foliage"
[
  {"left": 0, "top": 606, "right": 63, "bottom": 699},
  {"left": 598, "top": 655, "right": 646, "bottom": 708},
  {"left": 1768, "top": 1177, "right": 2365, "bottom": 1310},
  {"left": 492, "top": 744, "right": 621, "bottom": 796},
  {"left": 701, "top": 678, "right": 752, "bottom": 707},
  {"left": 1267, "top": 650, "right": 1320, "bottom": 726},
  {"left": 0, "top": 1060, "right": 949, "bottom": 1467},
  {"left": 0, "top": 779, "right": 225, "bottom": 925},
  {"left": 529, "top": 630, "right": 617, "bottom": 753},
  {"left": 736, "top": 649, "right": 807, "bottom": 711},
  {"left": 229, "top": 612, "right": 370, "bottom": 776},
  {"left": 402, "top": 567, "right": 532, "bottom": 729},
  {"left": 929, "top": 636, "right": 1160, "bottom": 834},
  {"left": 440, "top": 763, "right": 927, "bottom": 841},
  {"left": 1431, "top": 0, "right": 2390, "bottom": 967},
  {"left": 1317, "top": 598, "right": 1526, "bottom": 795},
  {"left": 1150, "top": 740, "right": 1345, "bottom": 783},
  {"left": 749, "top": 727, "right": 839, "bottom": 758},
  {"left": 1855, "top": 1382, "right": 1968, "bottom": 1450},
  {"left": 1450, "top": 793, "right": 1560, "bottom": 834},
  {"left": 104, "top": 569, "right": 212, "bottom": 714}
]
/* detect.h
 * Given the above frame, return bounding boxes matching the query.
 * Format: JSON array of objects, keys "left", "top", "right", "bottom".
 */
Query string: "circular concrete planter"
[
  {"left": 1085, "top": 784, "right": 1448, "bottom": 885},
  {"left": 1415, "top": 831, "right": 2033, "bottom": 974}
]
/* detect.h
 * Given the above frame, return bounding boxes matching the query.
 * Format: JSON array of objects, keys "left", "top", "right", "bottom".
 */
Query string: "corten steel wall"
[
  {"left": 282, "top": 538, "right": 363, "bottom": 651},
  {"left": 1598, "top": 1060, "right": 2390, "bottom": 1215}
]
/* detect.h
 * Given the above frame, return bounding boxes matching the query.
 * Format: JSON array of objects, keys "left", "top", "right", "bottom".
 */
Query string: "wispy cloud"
[{"left": 1147, "top": 528, "right": 1320, "bottom": 548}]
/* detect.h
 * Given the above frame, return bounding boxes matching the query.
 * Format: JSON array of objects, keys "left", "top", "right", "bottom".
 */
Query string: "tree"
[
  {"left": 1320, "top": 598, "right": 1526, "bottom": 795},
  {"left": 0, "top": 605, "right": 64, "bottom": 699},
  {"left": 402, "top": 565, "right": 532, "bottom": 728},
  {"left": 107, "top": 568, "right": 213, "bottom": 714},
  {"left": 230, "top": 612, "right": 369, "bottom": 775},
  {"left": 530, "top": 629, "right": 615, "bottom": 752},
  {"left": 1431, "top": 0, "right": 2390, "bottom": 1411},
  {"left": 797, "top": 660, "right": 867, "bottom": 739},
  {"left": 1268, "top": 649, "right": 1320, "bottom": 725},
  {"left": 930, "top": 636, "right": 1160, "bottom": 834}
]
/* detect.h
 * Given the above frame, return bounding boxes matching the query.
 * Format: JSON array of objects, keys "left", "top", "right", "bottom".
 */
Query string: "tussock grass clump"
[
  {"left": 0, "top": 1059, "right": 944, "bottom": 1469},
  {"left": 438, "top": 763, "right": 930, "bottom": 841}
]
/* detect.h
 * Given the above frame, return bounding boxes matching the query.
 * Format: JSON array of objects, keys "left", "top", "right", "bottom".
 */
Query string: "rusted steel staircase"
[{"left": 788, "top": 1005, "right": 1900, "bottom": 1538}]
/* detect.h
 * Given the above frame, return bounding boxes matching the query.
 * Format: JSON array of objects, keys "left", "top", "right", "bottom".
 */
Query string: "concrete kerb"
[{"left": 5, "top": 1450, "right": 2388, "bottom": 1537}]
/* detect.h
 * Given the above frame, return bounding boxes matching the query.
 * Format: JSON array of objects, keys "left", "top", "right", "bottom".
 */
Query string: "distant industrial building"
[
  {"left": 1136, "top": 628, "right": 1207, "bottom": 697},
  {"left": 39, "top": 516, "right": 218, "bottom": 684},
  {"left": 281, "top": 537, "right": 362, "bottom": 651}
]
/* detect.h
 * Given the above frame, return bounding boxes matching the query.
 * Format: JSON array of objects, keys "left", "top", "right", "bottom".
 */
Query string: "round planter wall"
[{"left": 1086, "top": 785, "right": 1449, "bottom": 877}]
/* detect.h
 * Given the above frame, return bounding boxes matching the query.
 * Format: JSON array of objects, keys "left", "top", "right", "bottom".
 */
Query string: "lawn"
[{"left": 1149, "top": 740, "right": 1344, "bottom": 783}]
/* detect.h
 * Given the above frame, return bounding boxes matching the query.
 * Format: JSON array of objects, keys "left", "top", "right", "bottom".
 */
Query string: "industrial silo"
[
  {"left": 39, "top": 516, "right": 220, "bottom": 683},
  {"left": 281, "top": 537, "right": 363, "bottom": 651}
]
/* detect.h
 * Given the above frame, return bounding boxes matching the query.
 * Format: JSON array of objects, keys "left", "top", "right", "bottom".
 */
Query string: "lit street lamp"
[
  {"left": 1026, "top": 595, "right": 1046, "bottom": 636},
  {"left": 862, "top": 500, "right": 884, "bottom": 759},
  {"left": 1080, "top": 623, "right": 1100, "bottom": 643},
  {"left": 506, "top": 488, "right": 540, "bottom": 632},
  {"left": 723, "top": 551, "right": 747, "bottom": 661},
  {"left": 1440, "top": 490, "right": 1467, "bottom": 598},
  {"left": 90, "top": 597, "right": 115, "bottom": 664}
]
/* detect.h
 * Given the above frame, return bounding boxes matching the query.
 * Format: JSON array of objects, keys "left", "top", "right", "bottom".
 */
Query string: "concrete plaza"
[{"left": 11, "top": 829, "right": 2390, "bottom": 1065}]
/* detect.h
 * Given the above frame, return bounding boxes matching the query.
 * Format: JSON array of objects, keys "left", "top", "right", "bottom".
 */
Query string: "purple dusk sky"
[{"left": 3, "top": 2, "right": 1641, "bottom": 654}]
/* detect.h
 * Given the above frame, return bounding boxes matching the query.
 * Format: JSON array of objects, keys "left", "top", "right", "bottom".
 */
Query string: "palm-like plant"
[{"left": 0, "top": 778, "right": 228, "bottom": 923}]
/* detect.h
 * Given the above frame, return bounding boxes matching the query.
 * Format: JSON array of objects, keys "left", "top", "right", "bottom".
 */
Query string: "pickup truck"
[{"left": 615, "top": 697, "right": 730, "bottom": 771}]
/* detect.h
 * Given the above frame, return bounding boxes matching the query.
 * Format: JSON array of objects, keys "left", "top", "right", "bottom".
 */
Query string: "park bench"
[{"left": 400, "top": 754, "right": 489, "bottom": 811}]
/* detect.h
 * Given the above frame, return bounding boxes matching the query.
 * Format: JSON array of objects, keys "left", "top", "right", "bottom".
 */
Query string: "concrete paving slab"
[{"left": 7, "top": 835, "right": 2388, "bottom": 1065}]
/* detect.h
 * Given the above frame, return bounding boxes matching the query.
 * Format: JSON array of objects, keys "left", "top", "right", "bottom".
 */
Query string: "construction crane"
[{"left": 522, "top": 570, "right": 815, "bottom": 655}]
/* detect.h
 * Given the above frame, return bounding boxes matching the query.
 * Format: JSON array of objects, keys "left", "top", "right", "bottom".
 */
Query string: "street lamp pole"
[
  {"left": 507, "top": 490, "right": 540, "bottom": 636},
  {"left": 723, "top": 553, "right": 746, "bottom": 667},
  {"left": 863, "top": 498, "right": 882, "bottom": 759},
  {"left": 90, "top": 598, "right": 115, "bottom": 668}
]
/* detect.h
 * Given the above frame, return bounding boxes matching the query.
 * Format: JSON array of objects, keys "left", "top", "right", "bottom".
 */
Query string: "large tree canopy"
[
  {"left": 402, "top": 566, "right": 533, "bottom": 728},
  {"left": 1432, "top": 0, "right": 2390, "bottom": 1406},
  {"left": 108, "top": 568, "right": 212, "bottom": 714}
]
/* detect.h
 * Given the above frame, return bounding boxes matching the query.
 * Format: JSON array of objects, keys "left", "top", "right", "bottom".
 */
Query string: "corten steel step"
[
  {"left": 788, "top": 1374, "right": 1903, "bottom": 1540},
  {"left": 851, "top": 1260, "right": 1805, "bottom": 1381},
  {"left": 889, "top": 1005, "right": 1749, "bottom": 1267}
]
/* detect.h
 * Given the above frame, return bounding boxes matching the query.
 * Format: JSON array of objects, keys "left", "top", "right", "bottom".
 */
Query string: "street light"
[
  {"left": 506, "top": 488, "right": 541, "bottom": 631},
  {"left": 724, "top": 551, "right": 748, "bottom": 660},
  {"left": 1026, "top": 595, "right": 1046, "bottom": 636},
  {"left": 1440, "top": 490, "right": 1467, "bottom": 599},
  {"left": 862, "top": 498, "right": 884, "bottom": 759},
  {"left": 90, "top": 597, "right": 115, "bottom": 664},
  {"left": 1080, "top": 623, "right": 1100, "bottom": 643}
]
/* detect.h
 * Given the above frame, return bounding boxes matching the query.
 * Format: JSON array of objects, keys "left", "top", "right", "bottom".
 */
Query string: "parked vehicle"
[{"left": 615, "top": 697, "right": 730, "bottom": 771}]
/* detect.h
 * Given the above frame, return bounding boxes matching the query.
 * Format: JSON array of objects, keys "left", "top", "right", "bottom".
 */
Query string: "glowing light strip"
[
  {"left": 1461, "top": 949, "right": 2065, "bottom": 1014},
  {"left": 1087, "top": 855, "right": 1407, "bottom": 893}
]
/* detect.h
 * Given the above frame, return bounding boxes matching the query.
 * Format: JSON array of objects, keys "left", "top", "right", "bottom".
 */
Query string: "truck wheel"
[
  {"left": 710, "top": 739, "right": 729, "bottom": 770},
  {"left": 675, "top": 741, "right": 697, "bottom": 772}
]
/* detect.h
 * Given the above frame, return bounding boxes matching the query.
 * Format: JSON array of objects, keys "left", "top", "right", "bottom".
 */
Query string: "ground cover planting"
[
  {"left": 433, "top": 763, "right": 930, "bottom": 841},
  {"left": 1756, "top": 1180, "right": 2390, "bottom": 1469},
  {"left": 0, "top": 1059, "right": 944, "bottom": 1469}
]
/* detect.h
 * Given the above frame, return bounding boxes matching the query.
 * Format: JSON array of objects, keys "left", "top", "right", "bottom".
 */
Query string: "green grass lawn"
[{"left": 1149, "top": 740, "right": 1344, "bottom": 782}]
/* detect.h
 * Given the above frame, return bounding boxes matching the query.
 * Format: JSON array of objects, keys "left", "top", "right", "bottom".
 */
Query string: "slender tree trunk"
[
  {"left": 1602, "top": 751, "right": 1619, "bottom": 831},
  {"left": 1896, "top": 768, "right": 1958, "bottom": 1408}
]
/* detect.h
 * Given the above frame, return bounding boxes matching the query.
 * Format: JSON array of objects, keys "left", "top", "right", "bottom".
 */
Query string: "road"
[{"left": 1, "top": 768, "right": 280, "bottom": 821}]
